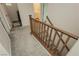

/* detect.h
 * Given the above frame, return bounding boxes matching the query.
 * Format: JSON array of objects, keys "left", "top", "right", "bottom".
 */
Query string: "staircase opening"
[{"left": 29, "top": 15, "right": 79, "bottom": 56}]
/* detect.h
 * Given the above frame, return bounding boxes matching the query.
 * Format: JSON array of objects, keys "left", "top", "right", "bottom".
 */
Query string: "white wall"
[
  {"left": 0, "top": 43, "right": 9, "bottom": 56},
  {"left": 48, "top": 3, "right": 79, "bottom": 36},
  {"left": 67, "top": 38, "right": 79, "bottom": 56},
  {"left": 0, "top": 4, "right": 12, "bottom": 33},
  {"left": 47, "top": 3, "right": 79, "bottom": 55},
  {"left": 17, "top": 3, "right": 34, "bottom": 27},
  {"left": 0, "top": 19, "right": 11, "bottom": 56}
]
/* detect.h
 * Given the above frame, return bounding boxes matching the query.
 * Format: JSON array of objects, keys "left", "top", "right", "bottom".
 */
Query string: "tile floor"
[{"left": 10, "top": 26, "right": 50, "bottom": 56}]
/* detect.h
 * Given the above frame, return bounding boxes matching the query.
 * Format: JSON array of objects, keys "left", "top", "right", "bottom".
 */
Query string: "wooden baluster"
[
  {"left": 47, "top": 28, "right": 53, "bottom": 48},
  {"left": 33, "top": 20, "right": 35, "bottom": 32},
  {"left": 50, "top": 30, "right": 57, "bottom": 50},
  {"left": 60, "top": 36, "right": 70, "bottom": 54},
  {"left": 35, "top": 21, "right": 37, "bottom": 34},
  {"left": 41, "top": 23, "right": 44, "bottom": 42},
  {"left": 39, "top": 23, "right": 43, "bottom": 42},
  {"left": 56, "top": 31, "right": 70, "bottom": 51},
  {"left": 36, "top": 22, "right": 39, "bottom": 36},
  {"left": 36, "top": 21, "right": 38, "bottom": 33},
  {"left": 38, "top": 23, "right": 42, "bottom": 41},
  {"left": 38, "top": 22, "right": 40, "bottom": 37},
  {"left": 36, "top": 21, "right": 38, "bottom": 34},
  {"left": 33, "top": 20, "right": 35, "bottom": 33},
  {"left": 40, "top": 23, "right": 42, "bottom": 40},
  {"left": 37, "top": 22, "right": 39, "bottom": 35},
  {"left": 45, "top": 26, "right": 49, "bottom": 44},
  {"left": 34, "top": 20, "right": 36, "bottom": 33},
  {"left": 55, "top": 32, "right": 63, "bottom": 49},
  {"left": 43, "top": 24, "right": 46, "bottom": 43},
  {"left": 31, "top": 19, "right": 33, "bottom": 31},
  {"left": 36, "top": 21, "right": 38, "bottom": 35}
]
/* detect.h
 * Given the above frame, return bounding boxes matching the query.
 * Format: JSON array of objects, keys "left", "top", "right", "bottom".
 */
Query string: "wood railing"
[
  {"left": 29, "top": 15, "right": 79, "bottom": 56},
  {"left": 46, "top": 16, "right": 54, "bottom": 26}
]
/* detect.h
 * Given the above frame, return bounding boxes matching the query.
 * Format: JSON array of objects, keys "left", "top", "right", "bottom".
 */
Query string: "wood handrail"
[
  {"left": 56, "top": 31, "right": 69, "bottom": 51},
  {"left": 31, "top": 16, "right": 79, "bottom": 40},
  {"left": 46, "top": 16, "right": 54, "bottom": 26},
  {"left": 29, "top": 15, "right": 78, "bottom": 56},
  {"left": 46, "top": 16, "right": 78, "bottom": 40}
]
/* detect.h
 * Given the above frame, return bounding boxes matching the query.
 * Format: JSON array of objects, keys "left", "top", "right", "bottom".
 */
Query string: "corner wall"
[{"left": 17, "top": 3, "right": 34, "bottom": 27}]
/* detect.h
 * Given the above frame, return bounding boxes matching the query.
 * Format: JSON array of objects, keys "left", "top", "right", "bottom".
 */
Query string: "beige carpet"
[{"left": 10, "top": 26, "right": 50, "bottom": 56}]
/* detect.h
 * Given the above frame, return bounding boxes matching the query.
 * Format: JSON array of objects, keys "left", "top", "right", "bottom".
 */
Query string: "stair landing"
[{"left": 10, "top": 26, "right": 51, "bottom": 56}]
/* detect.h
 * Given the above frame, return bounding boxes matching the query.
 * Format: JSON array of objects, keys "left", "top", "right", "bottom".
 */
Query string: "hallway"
[{"left": 10, "top": 26, "right": 50, "bottom": 56}]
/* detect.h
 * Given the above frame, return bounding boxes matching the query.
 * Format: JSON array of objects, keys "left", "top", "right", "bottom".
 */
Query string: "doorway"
[
  {"left": 33, "top": 3, "right": 41, "bottom": 20},
  {"left": 33, "top": 3, "right": 48, "bottom": 21},
  {"left": 2, "top": 3, "right": 22, "bottom": 28}
]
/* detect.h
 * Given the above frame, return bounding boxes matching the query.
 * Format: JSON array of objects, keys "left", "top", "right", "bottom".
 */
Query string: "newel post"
[{"left": 29, "top": 15, "right": 33, "bottom": 34}]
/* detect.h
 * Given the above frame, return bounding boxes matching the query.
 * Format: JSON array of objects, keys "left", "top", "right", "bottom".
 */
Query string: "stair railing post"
[{"left": 29, "top": 15, "right": 33, "bottom": 34}]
